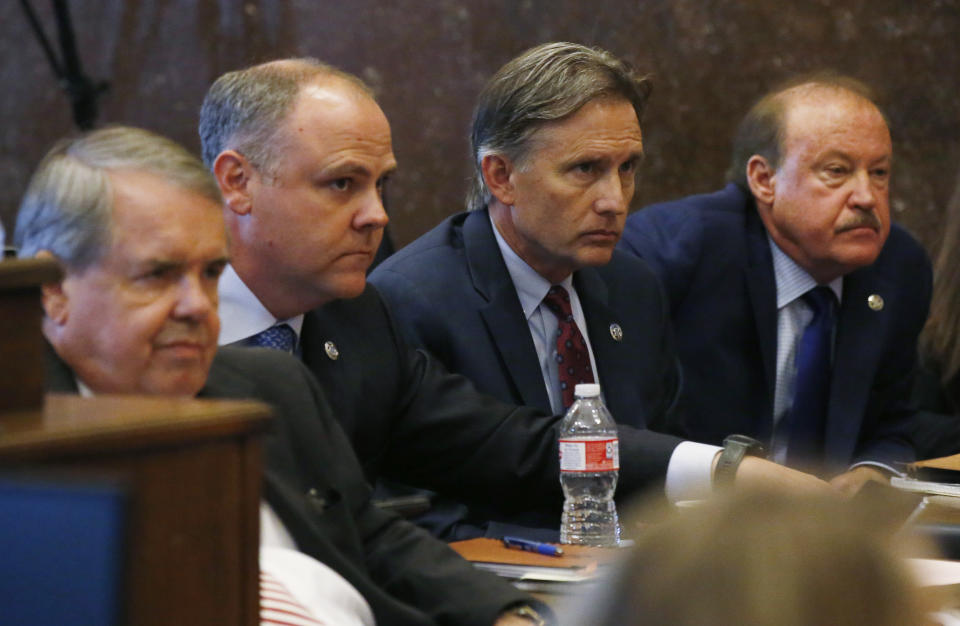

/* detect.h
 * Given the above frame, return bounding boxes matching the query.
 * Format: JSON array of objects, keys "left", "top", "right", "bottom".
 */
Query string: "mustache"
[
  {"left": 154, "top": 321, "right": 212, "bottom": 347},
  {"left": 835, "top": 212, "right": 882, "bottom": 233}
]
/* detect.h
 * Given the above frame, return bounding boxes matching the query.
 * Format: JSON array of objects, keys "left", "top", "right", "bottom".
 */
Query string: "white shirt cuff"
[
  {"left": 850, "top": 460, "right": 902, "bottom": 478},
  {"left": 664, "top": 441, "right": 723, "bottom": 502}
]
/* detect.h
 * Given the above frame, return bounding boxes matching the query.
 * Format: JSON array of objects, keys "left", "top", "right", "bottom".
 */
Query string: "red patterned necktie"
[{"left": 542, "top": 285, "right": 595, "bottom": 409}]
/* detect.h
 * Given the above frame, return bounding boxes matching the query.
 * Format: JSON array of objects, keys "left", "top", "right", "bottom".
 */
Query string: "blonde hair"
[{"left": 579, "top": 491, "right": 931, "bottom": 626}]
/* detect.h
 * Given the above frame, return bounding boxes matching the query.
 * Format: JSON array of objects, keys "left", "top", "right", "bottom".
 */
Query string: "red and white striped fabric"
[{"left": 260, "top": 570, "right": 326, "bottom": 626}]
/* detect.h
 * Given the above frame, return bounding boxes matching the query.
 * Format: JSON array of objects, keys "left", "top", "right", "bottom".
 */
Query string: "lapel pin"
[
  {"left": 324, "top": 340, "right": 340, "bottom": 360},
  {"left": 867, "top": 294, "right": 884, "bottom": 311},
  {"left": 609, "top": 323, "right": 623, "bottom": 342}
]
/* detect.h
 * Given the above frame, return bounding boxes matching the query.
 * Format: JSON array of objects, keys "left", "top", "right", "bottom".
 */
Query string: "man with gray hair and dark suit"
[{"left": 15, "top": 125, "right": 546, "bottom": 626}]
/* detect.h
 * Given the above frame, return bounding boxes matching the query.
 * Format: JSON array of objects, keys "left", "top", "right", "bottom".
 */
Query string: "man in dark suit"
[
  {"left": 201, "top": 54, "right": 828, "bottom": 539},
  {"left": 15, "top": 126, "right": 545, "bottom": 626},
  {"left": 371, "top": 44, "right": 678, "bottom": 432},
  {"left": 618, "top": 74, "right": 931, "bottom": 494},
  {"left": 369, "top": 42, "right": 740, "bottom": 522}
]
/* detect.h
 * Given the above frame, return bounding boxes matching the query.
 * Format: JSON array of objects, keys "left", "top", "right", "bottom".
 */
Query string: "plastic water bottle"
[{"left": 558, "top": 383, "right": 620, "bottom": 546}]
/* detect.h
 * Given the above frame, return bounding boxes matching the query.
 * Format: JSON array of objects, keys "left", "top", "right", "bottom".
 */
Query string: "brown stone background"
[{"left": 2, "top": 0, "right": 959, "bottom": 257}]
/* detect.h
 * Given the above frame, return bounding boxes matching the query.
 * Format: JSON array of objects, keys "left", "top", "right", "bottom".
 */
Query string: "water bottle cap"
[{"left": 574, "top": 383, "right": 600, "bottom": 397}]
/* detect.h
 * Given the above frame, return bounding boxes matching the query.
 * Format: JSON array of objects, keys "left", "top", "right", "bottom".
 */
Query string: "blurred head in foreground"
[{"left": 573, "top": 490, "right": 934, "bottom": 626}]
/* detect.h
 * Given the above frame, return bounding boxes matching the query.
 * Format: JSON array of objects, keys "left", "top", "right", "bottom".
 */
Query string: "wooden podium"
[{"left": 0, "top": 257, "right": 61, "bottom": 412}]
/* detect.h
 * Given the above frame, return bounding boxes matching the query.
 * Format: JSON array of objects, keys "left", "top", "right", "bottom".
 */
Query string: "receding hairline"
[
  {"left": 242, "top": 67, "right": 381, "bottom": 158},
  {"left": 776, "top": 82, "right": 890, "bottom": 147},
  {"left": 258, "top": 75, "right": 390, "bottom": 168}
]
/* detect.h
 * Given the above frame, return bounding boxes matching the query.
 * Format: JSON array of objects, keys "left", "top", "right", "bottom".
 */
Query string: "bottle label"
[{"left": 558, "top": 438, "right": 619, "bottom": 472}]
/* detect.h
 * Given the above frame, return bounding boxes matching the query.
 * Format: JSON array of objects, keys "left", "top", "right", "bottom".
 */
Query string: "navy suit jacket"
[
  {"left": 618, "top": 183, "right": 931, "bottom": 470},
  {"left": 369, "top": 208, "right": 684, "bottom": 458}
]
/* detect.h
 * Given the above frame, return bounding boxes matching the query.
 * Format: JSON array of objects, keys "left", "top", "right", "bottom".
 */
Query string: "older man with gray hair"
[
  {"left": 370, "top": 42, "right": 828, "bottom": 536},
  {"left": 16, "top": 125, "right": 545, "bottom": 626},
  {"left": 618, "top": 73, "right": 931, "bottom": 492}
]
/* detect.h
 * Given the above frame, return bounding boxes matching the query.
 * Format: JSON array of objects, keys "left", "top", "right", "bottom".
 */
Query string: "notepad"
[{"left": 448, "top": 537, "right": 618, "bottom": 591}]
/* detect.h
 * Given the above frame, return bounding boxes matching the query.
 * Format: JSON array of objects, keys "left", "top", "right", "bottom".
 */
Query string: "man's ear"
[
  {"left": 746, "top": 155, "right": 776, "bottom": 206},
  {"left": 35, "top": 251, "right": 68, "bottom": 325},
  {"left": 213, "top": 150, "right": 254, "bottom": 217},
  {"left": 481, "top": 153, "right": 517, "bottom": 207}
]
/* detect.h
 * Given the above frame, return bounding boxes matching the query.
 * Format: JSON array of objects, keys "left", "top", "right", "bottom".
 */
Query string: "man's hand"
[
  {"left": 734, "top": 457, "right": 834, "bottom": 494},
  {"left": 829, "top": 465, "right": 889, "bottom": 497}
]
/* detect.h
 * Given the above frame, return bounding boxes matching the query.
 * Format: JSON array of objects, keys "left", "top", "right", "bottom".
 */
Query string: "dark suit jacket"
[
  {"left": 45, "top": 346, "right": 534, "bottom": 626},
  {"left": 296, "top": 281, "right": 683, "bottom": 528},
  {"left": 618, "top": 183, "right": 931, "bottom": 471},
  {"left": 368, "top": 209, "right": 683, "bottom": 434}
]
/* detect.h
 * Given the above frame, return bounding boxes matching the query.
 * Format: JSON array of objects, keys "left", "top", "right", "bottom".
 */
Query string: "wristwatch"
[{"left": 713, "top": 434, "right": 766, "bottom": 487}]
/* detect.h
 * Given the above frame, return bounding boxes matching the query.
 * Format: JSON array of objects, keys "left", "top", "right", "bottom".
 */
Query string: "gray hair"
[
  {"left": 198, "top": 57, "right": 372, "bottom": 174},
  {"left": 468, "top": 42, "right": 652, "bottom": 212},
  {"left": 726, "top": 72, "right": 885, "bottom": 186},
  {"left": 15, "top": 125, "right": 221, "bottom": 270}
]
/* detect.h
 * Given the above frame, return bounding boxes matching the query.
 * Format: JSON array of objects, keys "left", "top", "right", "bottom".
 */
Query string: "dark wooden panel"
[
  {"left": 0, "top": 395, "right": 270, "bottom": 626},
  {"left": 0, "top": 258, "right": 61, "bottom": 412}
]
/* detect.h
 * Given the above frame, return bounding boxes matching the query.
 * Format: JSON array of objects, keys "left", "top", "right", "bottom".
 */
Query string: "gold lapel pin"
[{"left": 867, "top": 294, "right": 884, "bottom": 311}]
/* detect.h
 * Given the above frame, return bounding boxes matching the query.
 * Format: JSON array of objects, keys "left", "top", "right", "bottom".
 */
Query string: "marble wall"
[{"left": 2, "top": 0, "right": 958, "bottom": 256}]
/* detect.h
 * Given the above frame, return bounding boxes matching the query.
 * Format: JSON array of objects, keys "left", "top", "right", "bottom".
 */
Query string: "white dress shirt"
[
  {"left": 218, "top": 264, "right": 304, "bottom": 348},
  {"left": 490, "top": 214, "right": 720, "bottom": 502},
  {"left": 261, "top": 505, "right": 375, "bottom": 626}
]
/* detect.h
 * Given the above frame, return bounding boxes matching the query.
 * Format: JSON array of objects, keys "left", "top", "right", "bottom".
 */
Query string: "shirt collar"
[
  {"left": 768, "top": 235, "right": 843, "bottom": 309},
  {"left": 217, "top": 264, "right": 304, "bottom": 344},
  {"left": 490, "top": 212, "right": 575, "bottom": 319},
  {"left": 76, "top": 378, "right": 94, "bottom": 397}
]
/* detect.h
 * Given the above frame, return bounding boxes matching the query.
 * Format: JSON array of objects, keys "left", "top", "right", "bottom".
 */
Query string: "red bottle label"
[{"left": 558, "top": 438, "right": 619, "bottom": 472}]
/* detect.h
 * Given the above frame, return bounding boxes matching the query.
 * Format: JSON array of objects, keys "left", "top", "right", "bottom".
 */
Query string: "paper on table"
[
  {"left": 892, "top": 477, "right": 960, "bottom": 498},
  {"left": 910, "top": 558, "right": 960, "bottom": 587}
]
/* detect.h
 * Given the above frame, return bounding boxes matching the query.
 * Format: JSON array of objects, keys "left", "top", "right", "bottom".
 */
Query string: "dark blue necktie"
[
  {"left": 250, "top": 323, "right": 297, "bottom": 353},
  {"left": 786, "top": 286, "right": 837, "bottom": 468}
]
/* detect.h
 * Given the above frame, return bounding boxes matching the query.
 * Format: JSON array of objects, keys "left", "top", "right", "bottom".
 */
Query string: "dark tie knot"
[
  {"left": 803, "top": 286, "right": 837, "bottom": 320},
  {"left": 543, "top": 285, "right": 574, "bottom": 321}
]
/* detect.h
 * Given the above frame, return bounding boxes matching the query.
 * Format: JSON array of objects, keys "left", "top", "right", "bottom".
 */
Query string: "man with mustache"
[
  {"left": 15, "top": 125, "right": 546, "bottom": 626},
  {"left": 203, "top": 55, "right": 827, "bottom": 541},
  {"left": 618, "top": 74, "right": 932, "bottom": 493}
]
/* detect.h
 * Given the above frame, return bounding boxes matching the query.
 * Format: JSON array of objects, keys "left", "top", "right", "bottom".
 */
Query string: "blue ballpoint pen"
[{"left": 501, "top": 536, "right": 564, "bottom": 557}]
